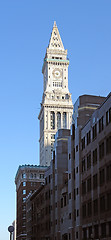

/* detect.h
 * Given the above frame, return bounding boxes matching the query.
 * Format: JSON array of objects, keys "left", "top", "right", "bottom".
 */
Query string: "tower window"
[
  {"left": 63, "top": 112, "right": 67, "bottom": 128},
  {"left": 57, "top": 112, "right": 61, "bottom": 129},
  {"left": 50, "top": 111, "right": 55, "bottom": 129}
]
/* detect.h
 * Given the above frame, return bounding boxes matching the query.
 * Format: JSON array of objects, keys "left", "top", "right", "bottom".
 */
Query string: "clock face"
[{"left": 52, "top": 68, "right": 62, "bottom": 79}]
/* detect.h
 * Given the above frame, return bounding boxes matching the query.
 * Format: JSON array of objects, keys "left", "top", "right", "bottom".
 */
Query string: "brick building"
[{"left": 15, "top": 165, "right": 47, "bottom": 240}]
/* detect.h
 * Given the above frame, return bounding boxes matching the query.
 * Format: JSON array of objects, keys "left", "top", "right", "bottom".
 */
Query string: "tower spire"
[
  {"left": 48, "top": 21, "right": 65, "bottom": 50},
  {"left": 53, "top": 21, "right": 57, "bottom": 27}
]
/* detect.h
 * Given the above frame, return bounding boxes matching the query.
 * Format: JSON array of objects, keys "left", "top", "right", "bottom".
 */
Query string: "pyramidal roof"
[{"left": 48, "top": 21, "right": 65, "bottom": 51}]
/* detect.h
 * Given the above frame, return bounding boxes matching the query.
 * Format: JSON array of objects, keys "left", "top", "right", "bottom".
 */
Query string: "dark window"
[
  {"left": 87, "top": 130, "right": 91, "bottom": 145},
  {"left": 101, "top": 223, "right": 106, "bottom": 238},
  {"left": 106, "top": 107, "right": 111, "bottom": 126},
  {"left": 82, "top": 204, "right": 86, "bottom": 218},
  {"left": 74, "top": 168, "right": 75, "bottom": 180},
  {"left": 87, "top": 201, "right": 92, "bottom": 216},
  {"left": 109, "top": 222, "right": 111, "bottom": 237},
  {"left": 99, "top": 168, "right": 105, "bottom": 186},
  {"left": 99, "top": 116, "right": 104, "bottom": 133},
  {"left": 87, "top": 153, "right": 91, "bottom": 169},
  {"left": 92, "top": 123, "right": 97, "bottom": 140},
  {"left": 93, "top": 148, "right": 97, "bottom": 165},
  {"left": 82, "top": 181, "right": 86, "bottom": 195},
  {"left": 69, "top": 173, "right": 71, "bottom": 179},
  {"left": 93, "top": 199, "right": 98, "bottom": 215},
  {"left": 99, "top": 141, "right": 104, "bottom": 160},
  {"left": 61, "top": 198, "right": 63, "bottom": 208},
  {"left": 76, "top": 232, "right": 78, "bottom": 239},
  {"left": 64, "top": 195, "right": 67, "bottom": 206},
  {"left": 93, "top": 174, "right": 98, "bottom": 189},
  {"left": 77, "top": 209, "right": 79, "bottom": 217},
  {"left": 76, "top": 145, "right": 78, "bottom": 152},
  {"left": 76, "top": 167, "right": 78, "bottom": 173},
  {"left": 69, "top": 213, "right": 71, "bottom": 219},
  {"left": 87, "top": 177, "right": 91, "bottom": 192},
  {"left": 106, "top": 163, "right": 111, "bottom": 182},
  {"left": 107, "top": 192, "right": 111, "bottom": 210},
  {"left": 82, "top": 137, "right": 85, "bottom": 150},
  {"left": 106, "top": 135, "right": 111, "bottom": 155},
  {"left": 82, "top": 158, "right": 86, "bottom": 173},
  {"left": 88, "top": 226, "right": 92, "bottom": 239},
  {"left": 69, "top": 193, "right": 71, "bottom": 200},
  {"left": 83, "top": 228, "right": 87, "bottom": 239},
  {"left": 94, "top": 225, "right": 99, "bottom": 239},
  {"left": 100, "top": 195, "right": 105, "bottom": 212},
  {"left": 74, "top": 189, "right": 75, "bottom": 200}
]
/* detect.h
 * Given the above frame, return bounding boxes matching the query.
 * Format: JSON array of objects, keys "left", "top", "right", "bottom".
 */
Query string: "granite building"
[{"left": 38, "top": 21, "right": 73, "bottom": 166}]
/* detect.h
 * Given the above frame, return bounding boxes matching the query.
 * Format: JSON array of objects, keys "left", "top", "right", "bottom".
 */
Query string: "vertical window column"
[
  {"left": 50, "top": 111, "right": 55, "bottom": 129},
  {"left": 57, "top": 112, "right": 61, "bottom": 129},
  {"left": 63, "top": 112, "right": 67, "bottom": 129}
]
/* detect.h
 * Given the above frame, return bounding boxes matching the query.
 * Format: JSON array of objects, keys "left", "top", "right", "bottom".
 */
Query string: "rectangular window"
[
  {"left": 22, "top": 173, "right": 26, "bottom": 178},
  {"left": 57, "top": 112, "right": 61, "bottom": 129},
  {"left": 101, "top": 223, "right": 106, "bottom": 238},
  {"left": 69, "top": 173, "right": 71, "bottom": 179},
  {"left": 93, "top": 148, "right": 97, "bottom": 165},
  {"left": 107, "top": 192, "right": 111, "bottom": 210},
  {"left": 99, "top": 141, "right": 104, "bottom": 160},
  {"left": 87, "top": 177, "right": 91, "bottom": 192},
  {"left": 82, "top": 137, "right": 85, "bottom": 150},
  {"left": 76, "top": 145, "right": 78, "bottom": 152},
  {"left": 87, "top": 153, "right": 91, "bottom": 170},
  {"left": 69, "top": 193, "right": 71, "bottom": 199},
  {"left": 51, "top": 111, "right": 55, "bottom": 129},
  {"left": 99, "top": 168, "right": 105, "bottom": 186},
  {"left": 82, "top": 158, "right": 86, "bottom": 173},
  {"left": 100, "top": 195, "right": 105, "bottom": 212},
  {"left": 106, "top": 107, "right": 111, "bottom": 126},
  {"left": 92, "top": 123, "right": 97, "bottom": 140},
  {"left": 23, "top": 182, "right": 26, "bottom": 186},
  {"left": 87, "top": 201, "right": 92, "bottom": 217},
  {"left": 77, "top": 209, "right": 79, "bottom": 217},
  {"left": 64, "top": 195, "right": 67, "bottom": 206},
  {"left": 94, "top": 225, "right": 99, "bottom": 239},
  {"left": 93, "top": 174, "right": 98, "bottom": 189},
  {"left": 87, "top": 130, "right": 91, "bottom": 145},
  {"left": 106, "top": 163, "right": 111, "bottom": 182},
  {"left": 93, "top": 199, "right": 98, "bottom": 215},
  {"left": 74, "top": 189, "right": 75, "bottom": 200},
  {"left": 82, "top": 181, "right": 86, "bottom": 195},
  {"left": 106, "top": 135, "right": 111, "bottom": 155},
  {"left": 63, "top": 112, "right": 67, "bottom": 128},
  {"left": 23, "top": 190, "right": 26, "bottom": 195},
  {"left": 76, "top": 188, "right": 78, "bottom": 195},
  {"left": 109, "top": 222, "right": 111, "bottom": 237},
  {"left": 82, "top": 204, "right": 86, "bottom": 218},
  {"left": 99, "top": 116, "right": 104, "bottom": 133}
]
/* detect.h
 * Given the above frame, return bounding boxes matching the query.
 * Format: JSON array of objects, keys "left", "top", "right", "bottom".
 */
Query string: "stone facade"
[{"left": 38, "top": 22, "right": 73, "bottom": 166}]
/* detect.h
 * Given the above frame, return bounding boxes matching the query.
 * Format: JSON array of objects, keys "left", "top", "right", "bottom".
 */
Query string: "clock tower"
[{"left": 38, "top": 22, "right": 73, "bottom": 166}]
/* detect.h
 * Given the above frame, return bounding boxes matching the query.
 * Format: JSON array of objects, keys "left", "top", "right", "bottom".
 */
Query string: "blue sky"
[{"left": 0, "top": 0, "right": 111, "bottom": 239}]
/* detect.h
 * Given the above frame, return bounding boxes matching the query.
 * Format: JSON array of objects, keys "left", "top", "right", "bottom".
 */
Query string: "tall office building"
[{"left": 38, "top": 21, "right": 73, "bottom": 166}]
